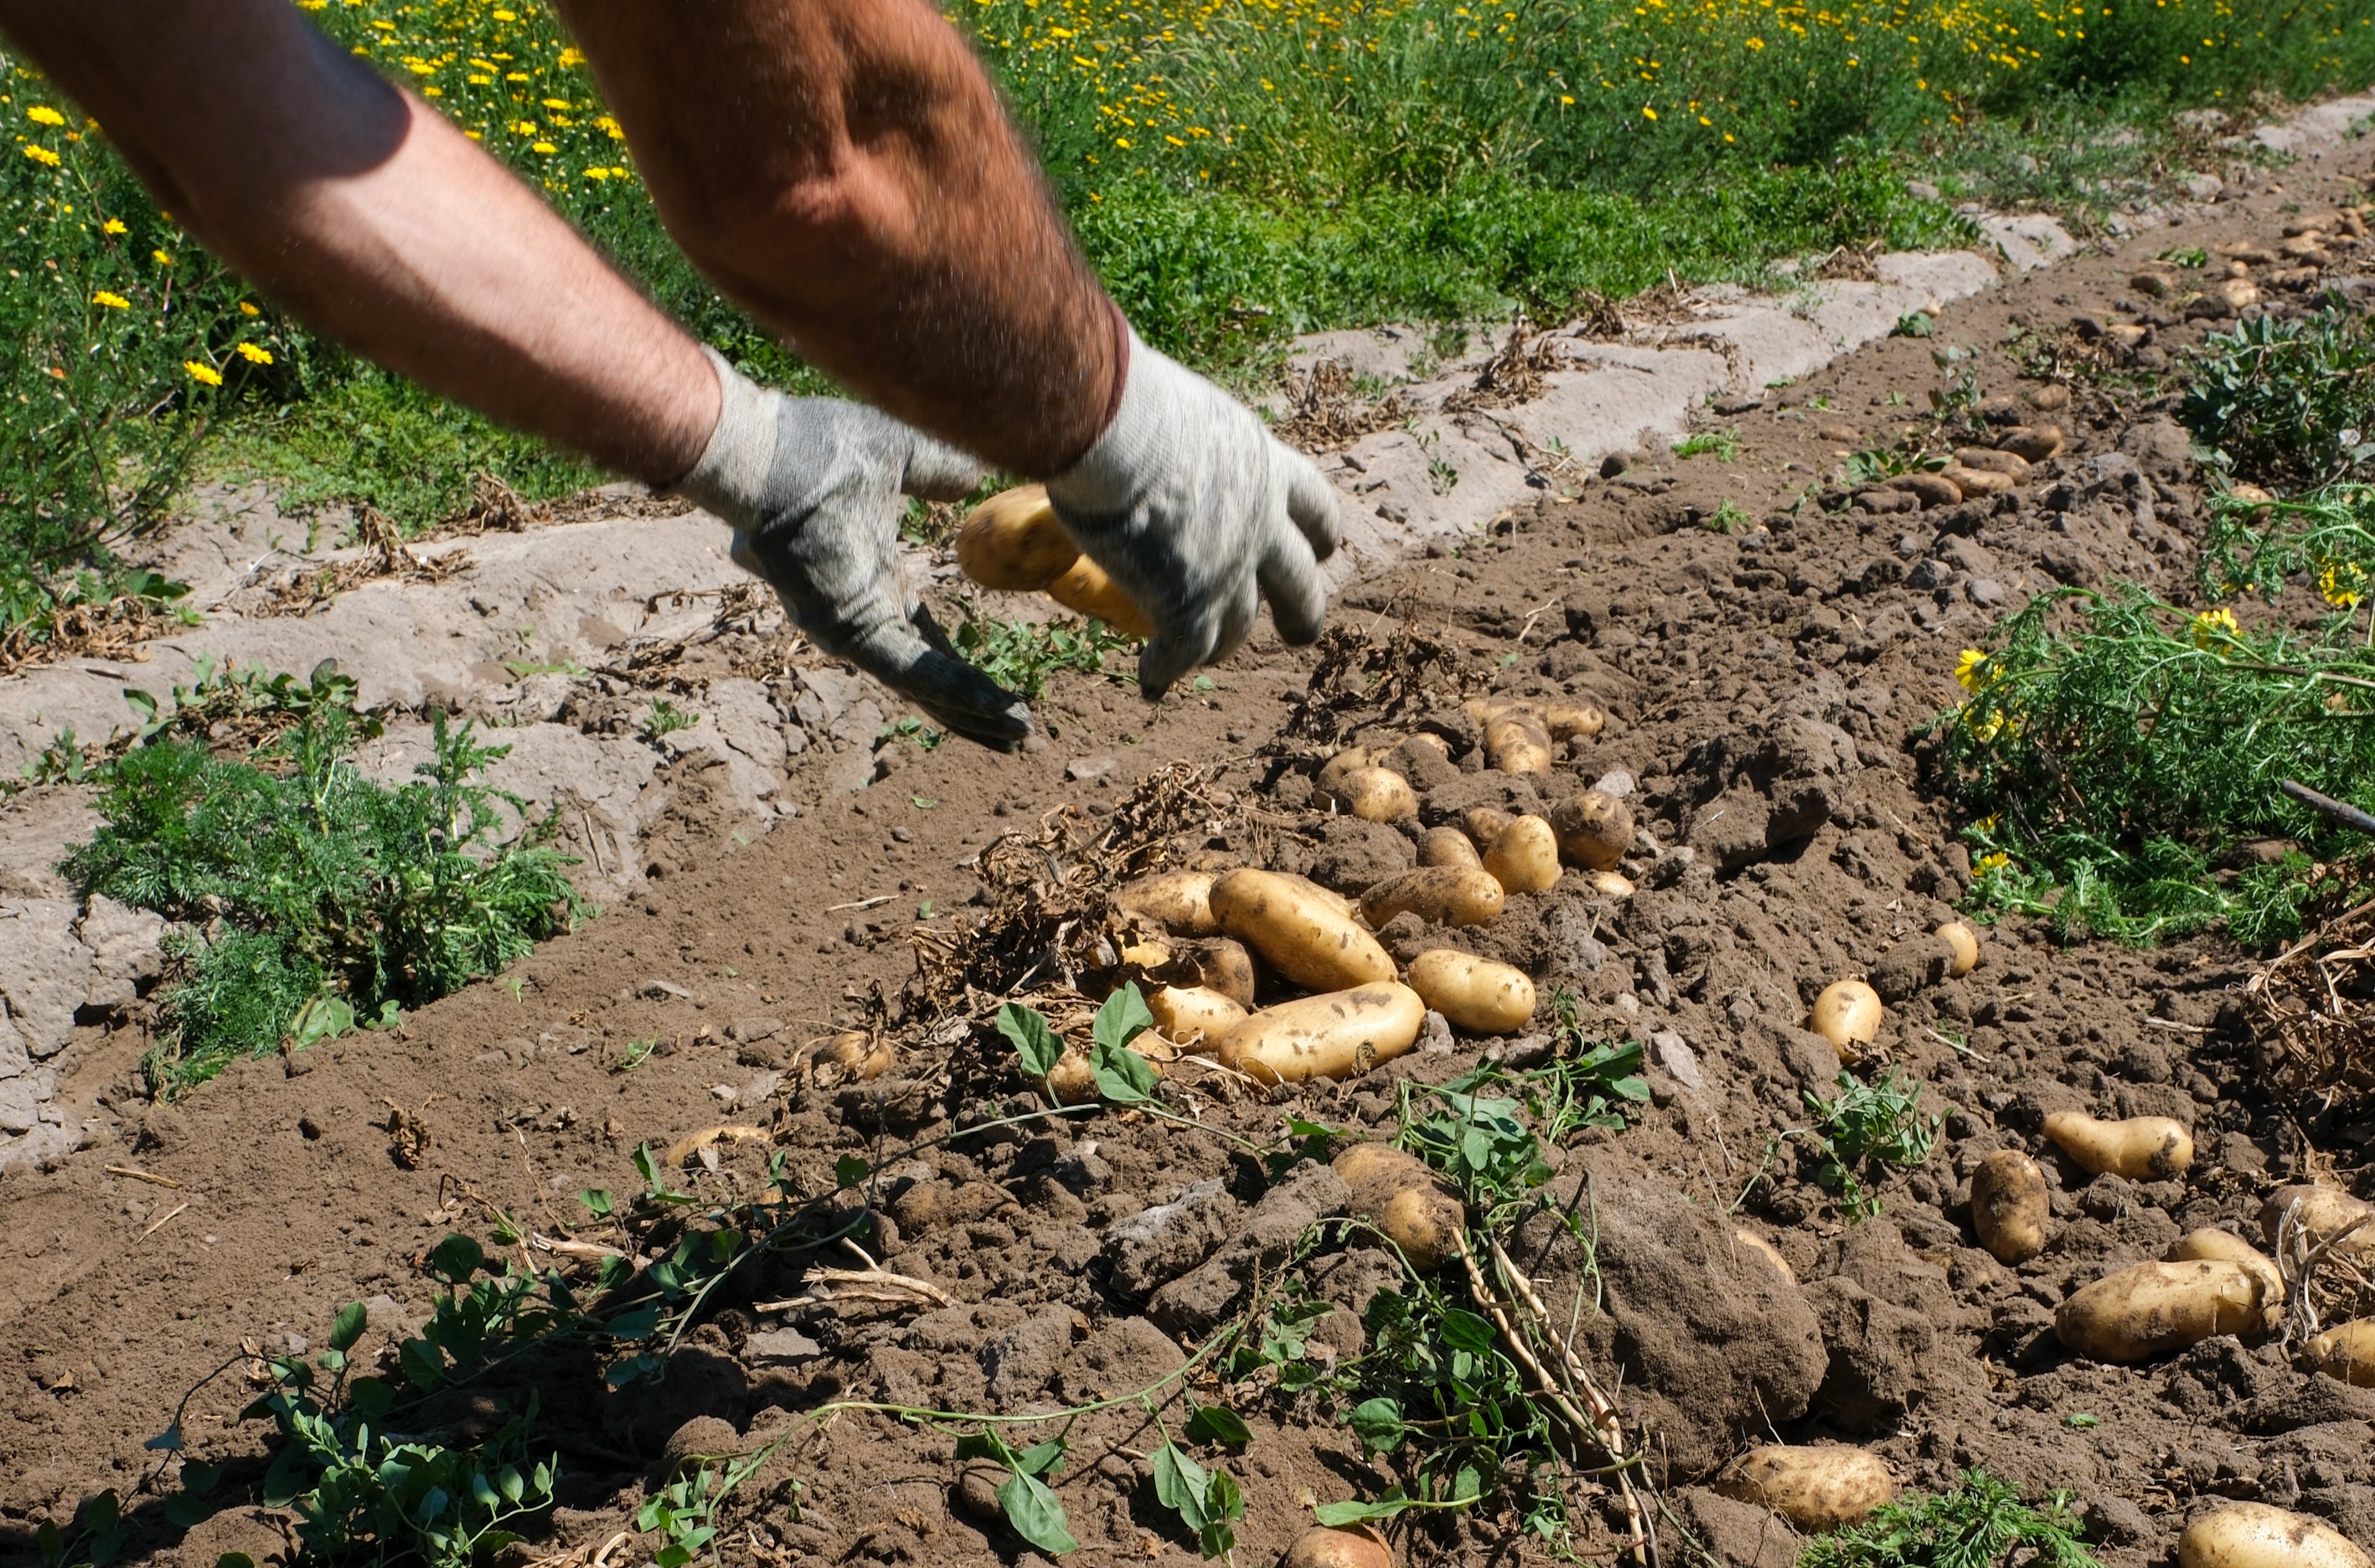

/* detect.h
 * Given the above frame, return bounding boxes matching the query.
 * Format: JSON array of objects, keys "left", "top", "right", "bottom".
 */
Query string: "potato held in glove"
[{"left": 956, "top": 483, "right": 1154, "bottom": 638}]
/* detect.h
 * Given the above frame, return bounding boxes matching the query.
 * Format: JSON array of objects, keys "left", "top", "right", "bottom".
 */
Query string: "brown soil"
[{"left": 9, "top": 160, "right": 2375, "bottom": 1568}]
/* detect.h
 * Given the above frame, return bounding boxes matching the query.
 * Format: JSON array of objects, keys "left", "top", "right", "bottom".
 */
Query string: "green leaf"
[
  {"left": 329, "top": 1299, "right": 367, "bottom": 1353},
  {"left": 996, "top": 1467, "right": 1079, "bottom": 1555},
  {"left": 163, "top": 1495, "right": 220, "bottom": 1530},
  {"left": 997, "top": 1003, "right": 1067, "bottom": 1079},
  {"left": 178, "top": 1462, "right": 222, "bottom": 1496},
  {"left": 214, "top": 1555, "right": 257, "bottom": 1568},
  {"left": 576, "top": 1188, "right": 615, "bottom": 1218},
  {"left": 1154, "top": 1443, "right": 1212, "bottom": 1530},
  {"left": 1091, "top": 1030, "right": 1160, "bottom": 1103},
  {"left": 1015, "top": 1439, "right": 1068, "bottom": 1479},
  {"left": 428, "top": 1233, "right": 484, "bottom": 1283},
  {"left": 1093, "top": 983, "right": 1154, "bottom": 1055},
  {"left": 1314, "top": 1489, "right": 1414, "bottom": 1526},
  {"left": 835, "top": 1153, "right": 871, "bottom": 1188},
  {"left": 1185, "top": 1405, "right": 1252, "bottom": 1446},
  {"left": 1348, "top": 1397, "right": 1407, "bottom": 1452},
  {"left": 144, "top": 1424, "right": 184, "bottom": 1452}
]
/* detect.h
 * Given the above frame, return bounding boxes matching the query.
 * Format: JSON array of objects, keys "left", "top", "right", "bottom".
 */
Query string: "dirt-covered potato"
[
  {"left": 1279, "top": 1524, "right": 1394, "bottom": 1568},
  {"left": 1546, "top": 789, "right": 1634, "bottom": 870},
  {"left": 1733, "top": 1228, "right": 1797, "bottom": 1283},
  {"left": 1187, "top": 937, "right": 1257, "bottom": 1009},
  {"left": 1116, "top": 869, "right": 1224, "bottom": 937},
  {"left": 2259, "top": 1184, "right": 2375, "bottom": 1264},
  {"left": 1420, "top": 825, "right": 1484, "bottom": 869},
  {"left": 2179, "top": 1502, "right": 2373, "bottom": 1568},
  {"left": 1217, "top": 982, "right": 1425, "bottom": 1086},
  {"left": 1317, "top": 746, "right": 1375, "bottom": 794},
  {"left": 1407, "top": 949, "right": 1536, "bottom": 1034},
  {"left": 2053, "top": 1259, "right": 2267, "bottom": 1362},
  {"left": 1331, "top": 765, "right": 1419, "bottom": 823},
  {"left": 1358, "top": 866, "right": 1505, "bottom": 929},
  {"left": 1146, "top": 985, "right": 1249, "bottom": 1049},
  {"left": 1334, "top": 1142, "right": 1466, "bottom": 1268},
  {"left": 1810, "top": 979, "right": 1882, "bottom": 1055},
  {"left": 1541, "top": 701, "right": 1604, "bottom": 742},
  {"left": 2042, "top": 1110, "right": 2193, "bottom": 1180},
  {"left": 1586, "top": 869, "right": 1635, "bottom": 899},
  {"left": 1044, "top": 551, "right": 1155, "bottom": 637},
  {"left": 955, "top": 482, "right": 1075, "bottom": 591},
  {"left": 2309, "top": 1319, "right": 2375, "bottom": 1387},
  {"left": 1484, "top": 713, "right": 1552, "bottom": 774},
  {"left": 1712, "top": 1445, "right": 1897, "bottom": 1532},
  {"left": 2167, "top": 1229, "right": 2284, "bottom": 1328},
  {"left": 1483, "top": 815, "right": 1560, "bottom": 895},
  {"left": 1212, "top": 869, "right": 1396, "bottom": 991},
  {"left": 1970, "top": 1148, "right": 2050, "bottom": 1265},
  {"left": 805, "top": 1030, "right": 896, "bottom": 1088},
  {"left": 1936, "top": 920, "right": 1980, "bottom": 977},
  {"left": 1463, "top": 806, "right": 1516, "bottom": 847}
]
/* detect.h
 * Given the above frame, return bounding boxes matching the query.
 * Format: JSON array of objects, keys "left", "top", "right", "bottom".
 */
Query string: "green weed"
[
  {"left": 2182, "top": 305, "right": 2375, "bottom": 488},
  {"left": 1705, "top": 498, "right": 1754, "bottom": 534},
  {"left": 1675, "top": 429, "right": 1739, "bottom": 462},
  {"left": 952, "top": 607, "right": 1133, "bottom": 699},
  {"left": 1794, "top": 1069, "right": 1940, "bottom": 1222},
  {"left": 643, "top": 698, "right": 700, "bottom": 740},
  {"left": 2198, "top": 481, "right": 2375, "bottom": 637},
  {"left": 64, "top": 702, "right": 587, "bottom": 1089},
  {"left": 1799, "top": 1469, "right": 2098, "bottom": 1568}
]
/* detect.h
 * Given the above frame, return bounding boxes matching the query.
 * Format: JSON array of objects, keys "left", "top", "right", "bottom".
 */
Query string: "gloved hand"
[
  {"left": 1045, "top": 327, "right": 1340, "bottom": 699},
  {"left": 671, "top": 349, "right": 1032, "bottom": 749}
]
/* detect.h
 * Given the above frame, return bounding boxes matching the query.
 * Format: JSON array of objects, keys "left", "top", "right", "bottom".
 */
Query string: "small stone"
[
  {"left": 953, "top": 1466, "right": 1006, "bottom": 1526},
  {"left": 1066, "top": 756, "right": 1116, "bottom": 782},
  {"left": 1817, "top": 424, "right": 1861, "bottom": 444},
  {"left": 1653, "top": 1032, "right": 1703, "bottom": 1090},
  {"left": 1418, "top": 1009, "right": 1455, "bottom": 1055},
  {"left": 744, "top": 1328, "right": 824, "bottom": 1364},
  {"left": 1592, "top": 769, "right": 1637, "bottom": 799},
  {"left": 643, "top": 978, "right": 694, "bottom": 1002}
]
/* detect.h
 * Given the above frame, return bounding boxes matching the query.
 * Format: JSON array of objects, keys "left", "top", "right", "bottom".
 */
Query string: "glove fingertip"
[{"left": 1282, "top": 450, "right": 1344, "bottom": 562}]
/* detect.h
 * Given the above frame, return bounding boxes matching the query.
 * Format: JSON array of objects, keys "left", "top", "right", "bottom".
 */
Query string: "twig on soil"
[
  {"left": 825, "top": 895, "right": 898, "bottom": 913},
  {"left": 140, "top": 1201, "right": 189, "bottom": 1240},
  {"left": 106, "top": 1164, "right": 184, "bottom": 1189},
  {"left": 2274, "top": 1195, "right": 2372, "bottom": 1345}
]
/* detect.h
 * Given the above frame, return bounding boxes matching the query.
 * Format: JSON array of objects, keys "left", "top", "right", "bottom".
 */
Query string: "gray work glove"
[
  {"left": 1045, "top": 327, "right": 1340, "bottom": 699},
  {"left": 671, "top": 349, "right": 1032, "bottom": 750}
]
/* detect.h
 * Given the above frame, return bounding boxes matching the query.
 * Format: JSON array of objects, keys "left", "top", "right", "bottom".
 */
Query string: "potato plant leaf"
[{"left": 997, "top": 1002, "right": 1066, "bottom": 1079}]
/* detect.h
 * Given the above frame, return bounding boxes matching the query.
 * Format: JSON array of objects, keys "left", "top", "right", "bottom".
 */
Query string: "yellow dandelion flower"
[
  {"left": 2320, "top": 563, "right": 2365, "bottom": 611},
  {"left": 239, "top": 301, "right": 261, "bottom": 317},
  {"left": 101, "top": 218, "right": 127, "bottom": 235},
  {"left": 236, "top": 343, "right": 274, "bottom": 365},
  {"left": 26, "top": 106, "right": 65, "bottom": 126},
  {"left": 558, "top": 47, "right": 586, "bottom": 66},
  {"left": 2190, "top": 606, "right": 2239, "bottom": 646},
  {"left": 152, "top": 249, "right": 173, "bottom": 266},
  {"left": 1954, "top": 647, "right": 1989, "bottom": 689},
  {"left": 183, "top": 360, "right": 223, "bottom": 386},
  {"left": 91, "top": 290, "right": 131, "bottom": 309},
  {"left": 1975, "top": 850, "right": 2010, "bottom": 872},
  {"left": 532, "top": 141, "right": 557, "bottom": 154},
  {"left": 1642, "top": 105, "right": 1657, "bottom": 119},
  {"left": 22, "top": 144, "right": 61, "bottom": 168}
]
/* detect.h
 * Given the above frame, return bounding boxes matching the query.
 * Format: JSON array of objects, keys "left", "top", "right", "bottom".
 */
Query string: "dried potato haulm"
[
  {"left": 2180, "top": 1502, "right": 2372, "bottom": 1568},
  {"left": 1357, "top": 865, "right": 1505, "bottom": 929},
  {"left": 2053, "top": 1259, "right": 2267, "bottom": 1362},
  {"left": 1970, "top": 1148, "right": 2049, "bottom": 1264},
  {"left": 2043, "top": 1111, "right": 2193, "bottom": 1180},
  {"left": 1333, "top": 1141, "right": 1465, "bottom": 1268},
  {"left": 1712, "top": 1445, "right": 1897, "bottom": 1531},
  {"left": 1216, "top": 982, "right": 1425, "bottom": 1085},
  {"left": 1211, "top": 869, "right": 1395, "bottom": 991},
  {"left": 1406, "top": 949, "right": 1536, "bottom": 1034}
]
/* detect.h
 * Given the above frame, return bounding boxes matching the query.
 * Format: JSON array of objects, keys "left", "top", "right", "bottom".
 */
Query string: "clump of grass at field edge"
[{"left": 62, "top": 691, "right": 587, "bottom": 1091}]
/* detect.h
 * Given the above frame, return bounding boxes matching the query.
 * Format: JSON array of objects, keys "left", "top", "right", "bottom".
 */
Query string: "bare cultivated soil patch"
[{"left": 9, "top": 155, "right": 2375, "bottom": 1568}]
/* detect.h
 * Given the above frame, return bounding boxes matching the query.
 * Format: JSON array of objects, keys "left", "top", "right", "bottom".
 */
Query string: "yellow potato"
[
  {"left": 1406, "top": 731, "right": 1453, "bottom": 758},
  {"left": 1407, "top": 949, "right": 1536, "bottom": 1034},
  {"left": 1935, "top": 920, "right": 1980, "bottom": 977},
  {"left": 1218, "top": 983, "right": 1426, "bottom": 1086},
  {"left": 1484, "top": 714, "right": 1552, "bottom": 774},
  {"left": 1045, "top": 551, "right": 1155, "bottom": 638},
  {"left": 2259, "top": 1184, "right": 2375, "bottom": 1263},
  {"left": 1334, "top": 1141, "right": 1466, "bottom": 1268},
  {"left": 1359, "top": 866, "right": 1505, "bottom": 929},
  {"left": 1462, "top": 696, "right": 1521, "bottom": 725},
  {"left": 1541, "top": 701, "right": 1605, "bottom": 742},
  {"left": 1146, "top": 984, "right": 1250, "bottom": 1050},
  {"left": 1586, "top": 869, "right": 1636, "bottom": 899},
  {"left": 2180, "top": 1503, "right": 2372, "bottom": 1568},
  {"left": 1941, "top": 462, "right": 2014, "bottom": 499},
  {"left": 955, "top": 483, "right": 1076, "bottom": 591},
  {"left": 1280, "top": 1525, "right": 1393, "bottom": 1568},
  {"left": 1332, "top": 765, "right": 1418, "bottom": 823},
  {"left": 1211, "top": 869, "right": 1395, "bottom": 992},
  {"left": 1419, "top": 826, "right": 1484, "bottom": 870},
  {"left": 1121, "top": 938, "right": 1174, "bottom": 970},
  {"left": 1547, "top": 789, "right": 1634, "bottom": 870},
  {"left": 1186, "top": 937, "right": 1257, "bottom": 1009},
  {"left": 2309, "top": 1319, "right": 2375, "bottom": 1387},
  {"left": 1970, "top": 1148, "right": 2050, "bottom": 1265},
  {"left": 1810, "top": 980, "right": 1882, "bottom": 1055},
  {"left": 1483, "top": 815, "right": 1561, "bottom": 895},
  {"left": 806, "top": 1029, "right": 896, "bottom": 1088},
  {"left": 2167, "top": 1230, "right": 2284, "bottom": 1328},
  {"left": 1713, "top": 1446, "right": 1897, "bottom": 1532},
  {"left": 1733, "top": 1228, "right": 1797, "bottom": 1283},
  {"left": 1317, "top": 746, "right": 1374, "bottom": 794},
  {"left": 1116, "top": 870, "right": 1222, "bottom": 937},
  {"left": 1462, "top": 806, "right": 1517, "bottom": 848},
  {"left": 2054, "top": 1259, "right": 2266, "bottom": 1362},
  {"left": 2043, "top": 1110, "right": 2193, "bottom": 1180}
]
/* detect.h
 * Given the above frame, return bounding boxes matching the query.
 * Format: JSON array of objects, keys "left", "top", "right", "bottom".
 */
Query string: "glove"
[
  {"left": 670, "top": 349, "right": 1033, "bottom": 750},
  {"left": 1045, "top": 326, "right": 1340, "bottom": 699}
]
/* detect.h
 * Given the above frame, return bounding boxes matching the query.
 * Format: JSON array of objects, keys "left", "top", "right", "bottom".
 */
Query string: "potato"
[
  {"left": 1117, "top": 870, "right": 1222, "bottom": 937},
  {"left": 1462, "top": 806, "right": 1516, "bottom": 847},
  {"left": 1941, "top": 462, "right": 2013, "bottom": 499},
  {"left": 1045, "top": 551, "right": 1155, "bottom": 638},
  {"left": 1406, "top": 731, "right": 1452, "bottom": 758},
  {"left": 1187, "top": 937, "right": 1257, "bottom": 1009},
  {"left": 1332, "top": 765, "right": 1418, "bottom": 823},
  {"left": 1211, "top": 869, "right": 1394, "bottom": 992},
  {"left": 1218, "top": 983, "right": 1426, "bottom": 1086},
  {"left": 1334, "top": 1142, "right": 1466, "bottom": 1269},
  {"left": 807, "top": 1030, "right": 896, "bottom": 1088},
  {"left": 1407, "top": 949, "right": 1536, "bottom": 1034},
  {"left": 1586, "top": 869, "right": 1636, "bottom": 899},
  {"left": 1317, "top": 746, "right": 1374, "bottom": 794},
  {"left": 1810, "top": 979, "right": 1882, "bottom": 1055},
  {"left": 1541, "top": 701, "right": 1605, "bottom": 742},
  {"left": 2259, "top": 1184, "right": 2375, "bottom": 1263},
  {"left": 2309, "top": 1320, "right": 2375, "bottom": 1387},
  {"left": 2042, "top": 1110, "right": 2193, "bottom": 1180},
  {"left": 1935, "top": 920, "right": 1980, "bottom": 977},
  {"left": 1547, "top": 789, "right": 1634, "bottom": 870},
  {"left": 1121, "top": 938, "right": 1174, "bottom": 970},
  {"left": 1970, "top": 1148, "right": 2050, "bottom": 1265},
  {"left": 1280, "top": 1524, "right": 1393, "bottom": 1568},
  {"left": 1484, "top": 713, "right": 1553, "bottom": 775},
  {"left": 1419, "top": 825, "right": 1484, "bottom": 870},
  {"left": 1734, "top": 1228, "right": 1797, "bottom": 1283},
  {"left": 1483, "top": 815, "right": 1560, "bottom": 895},
  {"left": 1359, "top": 866, "right": 1505, "bottom": 929},
  {"left": 2179, "top": 1502, "right": 2372, "bottom": 1568},
  {"left": 1462, "top": 696, "right": 1520, "bottom": 725},
  {"left": 2053, "top": 1259, "right": 2266, "bottom": 1362},
  {"left": 1712, "top": 1446, "right": 1896, "bottom": 1532},
  {"left": 2168, "top": 1230, "right": 2284, "bottom": 1328},
  {"left": 1146, "top": 985, "right": 1249, "bottom": 1050},
  {"left": 955, "top": 482, "right": 1076, "bottom": 591}
]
